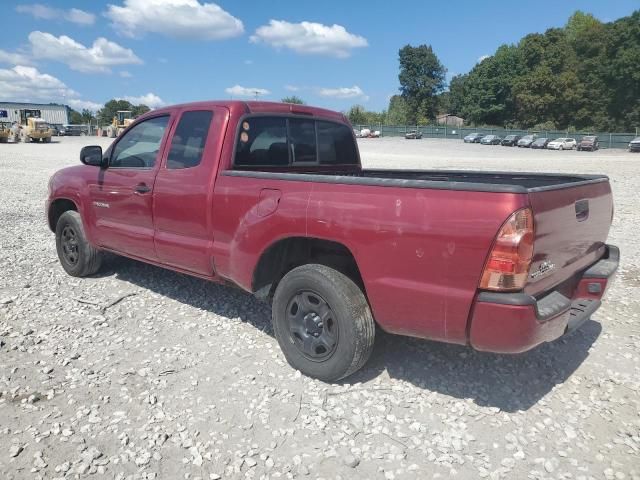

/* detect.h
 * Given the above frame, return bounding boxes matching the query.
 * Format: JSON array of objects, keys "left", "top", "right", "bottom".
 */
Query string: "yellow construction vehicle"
[
  {"left": 0, "top": 124, "right": 10, "bottom": 143},
  {"left": 0, "top": 110, "right": 9, "bottom": 143},
  {"left": 13, "top": 109, "right": 53, "bottom": 143},
  {"left": 107, "top": 110, "right": 134, "bottom": 138}
]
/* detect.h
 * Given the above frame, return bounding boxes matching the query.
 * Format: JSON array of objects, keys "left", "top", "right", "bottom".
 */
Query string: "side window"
[
  {"left": 235, "top": 117, "right": 288, "bottom": 166},
  {"left": 317, "top": 121, "right": 358, "bottom": 165},
  {"left": 167, "top": 111, "right": 213, "bottom": 169},
  {"left": 289, "top": 118, "right": 316, "bottom": 164},
  {"left": 111, "top": 116, "right": 170, "bottom": 168}
]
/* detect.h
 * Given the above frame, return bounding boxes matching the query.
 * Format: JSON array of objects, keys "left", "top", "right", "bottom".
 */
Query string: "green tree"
[
  {"left": 281, "top": 96, "right": 305, "bottom": 104},
  {"left": 97, "top": 99, "right": 135, "bottom": 125},
  {"left": 386, "top": 95, "right": 409, "bottom": 125},
  {"left": 68, "top": 109, "right": 83, "bottom": 124},
  {"left": 80, "top": 109, "right": 96, "bottom": 123},
  {"left": 346, "top": 105, "right": 368, "bottom": 125},
  {"left": 132, "top": 104, "right": 151, "bottom": 117},
  {"left": 96, "top": 100, "right": 151, "bottom": 125},
  {"left": 398, "top": 44, "right": 447, "bottom": 123},
  {"left": 447, "top": 74, "right": 467, "bottom": 116}
]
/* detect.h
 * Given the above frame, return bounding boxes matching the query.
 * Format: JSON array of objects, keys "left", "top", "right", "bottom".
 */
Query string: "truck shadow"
[
  {"left": 347, "top": 321, "right": 601, "bottom": 412},
  {"left": 102, "top": 256, "right": 601, "bottom": 413}
]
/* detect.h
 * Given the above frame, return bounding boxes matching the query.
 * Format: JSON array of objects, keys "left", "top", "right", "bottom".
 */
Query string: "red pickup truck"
[{"left": 47, "top": 101, "right": 619, "bottom": 381}]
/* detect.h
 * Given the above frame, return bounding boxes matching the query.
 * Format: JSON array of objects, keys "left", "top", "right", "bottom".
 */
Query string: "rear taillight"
[{"left": 479, "top": 208, "right": 534, "bottom": 291}]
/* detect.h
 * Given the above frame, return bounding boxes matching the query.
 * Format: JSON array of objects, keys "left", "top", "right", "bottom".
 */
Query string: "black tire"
[
  {"left": 272, "top": 264, "right": 375, "bottom": 382},
  {"left": 55, "top": 211, "right": 102, "bottom": 277}
]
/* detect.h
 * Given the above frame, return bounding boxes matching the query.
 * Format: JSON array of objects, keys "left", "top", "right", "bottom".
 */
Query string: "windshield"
[
  {"left": 505, "top": 135, "right": 515, "bottom": 140},
  {"left": 583, "top": 136, "right": 595, "bottom": 141},
  {"left": 534, "top": 138, "right": 547, "bottom": 143},
  {"left": 522, "top": 135, "right": 533, "bottom": 140}
]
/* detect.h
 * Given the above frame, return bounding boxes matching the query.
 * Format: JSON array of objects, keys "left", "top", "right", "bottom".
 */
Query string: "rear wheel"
[
  {"left": 272, "top": 264, "right": 375, "bottom": 382},
  {"left": 55, "top": 211, "right": 102, "bottom": 277}
]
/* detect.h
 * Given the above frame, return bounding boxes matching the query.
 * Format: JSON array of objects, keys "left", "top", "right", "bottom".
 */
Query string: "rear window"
[
  {"left": 234, "top": 116, "right": 357, "bottom": 167},
  {"left": 317, "top": 121, "right": 358, "bottom": 165},
  {"left": 289, "top": 118, "right": 317, "bottom": 164},
  {"left": 235, "top": 117, "right": 288, "bottom": 166},
  {"left": 167, "top": 110, "right": 213, "bottom": 169}
]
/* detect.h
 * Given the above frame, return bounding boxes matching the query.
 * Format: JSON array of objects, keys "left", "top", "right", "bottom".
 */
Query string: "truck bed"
[{"left": 226, "top": 168, "right": 608, "bottom": 193}]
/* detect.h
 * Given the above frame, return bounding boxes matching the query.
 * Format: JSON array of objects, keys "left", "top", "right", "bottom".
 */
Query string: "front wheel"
[
  {"left": 272, "top": 264, "right": 375, "bottom": 382},
  {"left": 55, "top": 211, "right": 102, "bottom": 277}
]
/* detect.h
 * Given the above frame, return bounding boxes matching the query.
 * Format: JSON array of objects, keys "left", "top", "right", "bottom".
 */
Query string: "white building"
[{"left": 0, "top": 102, "right": 69, "bottom": 126}]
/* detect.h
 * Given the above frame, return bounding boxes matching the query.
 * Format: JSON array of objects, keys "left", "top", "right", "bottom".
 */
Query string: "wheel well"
[
  {"left": 48, "top": 199, "right": 77, "bottom": 232},
  {"left": 252, "top": 237, "right": 365, "bottom": 300}
]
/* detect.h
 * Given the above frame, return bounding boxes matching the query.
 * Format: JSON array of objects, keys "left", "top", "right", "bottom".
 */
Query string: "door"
[
  {"left": 153, "top": 107, "right": 229, "bottom": 275},
  {"left": 88, "top": 114, "right": 172, "bottom": 259}
]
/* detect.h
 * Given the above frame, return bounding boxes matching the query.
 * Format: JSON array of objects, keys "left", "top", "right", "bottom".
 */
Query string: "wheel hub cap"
[{"left": 287, "top": 291, "right": 338, "bottom": 360}]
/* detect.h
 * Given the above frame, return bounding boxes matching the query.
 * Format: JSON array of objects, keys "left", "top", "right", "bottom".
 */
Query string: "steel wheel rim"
[
  {"left": 286, "top": 290, "right": 338, "bottom": 361},
  {"left": 61, "top": 225, "right": 79, "bottom": 265}
]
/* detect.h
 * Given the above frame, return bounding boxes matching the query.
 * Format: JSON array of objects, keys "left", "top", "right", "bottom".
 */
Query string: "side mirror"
[{"left": 80, "top": 145, "right": 105, "bottom": 167}]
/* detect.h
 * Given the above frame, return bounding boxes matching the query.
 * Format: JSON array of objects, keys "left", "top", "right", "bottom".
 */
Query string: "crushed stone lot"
[{"left": 1, "top": 136, "right": 639, "bottom": 479}]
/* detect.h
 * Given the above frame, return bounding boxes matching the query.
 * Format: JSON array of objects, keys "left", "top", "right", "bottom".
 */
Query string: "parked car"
[
  {"left": 405, "top": 130, "right": 423, "bottom": 139},
  {"left": 547, "top": 138, "right": 577, "bottom": 150},
  {"left": 49, "top": 124, "right": 64, "bottom": 136},
  {"left": 629, "top": 137, "right": 640, "bottom": 152},
  {"left": 577, "top": 136, "right": 599, "bottom": 151},
  {"left": 353, "top": 128, "right": 362, "bottom": 138},
  {"left": 480, "top": 134, "right": 502, "bottom": 145},
  {"left": 46, "top": 100, "right": 618, "bottom": 382},
  {"left": 62, "top": 124, "right": 89, "bottom": 136},
  {"left": 531, "top": 138, "right": 550, "bottom": 149},
  {"left": 517, "top": 134, "right": 538, "bottom": 147},
  {"left": 463, "top": 133, "right": 484, "bottom": 143},
  {"left": 501, "top": 134, "right": 522, "bottom": 146}
]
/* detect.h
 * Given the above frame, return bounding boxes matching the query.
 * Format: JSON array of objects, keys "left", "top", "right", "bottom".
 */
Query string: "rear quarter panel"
[
  {"left": 212, "top": 174, "right": 528, "bottom": 344},
  {"left": 305, "top": 184, "right": 528, "bottom": 343}
]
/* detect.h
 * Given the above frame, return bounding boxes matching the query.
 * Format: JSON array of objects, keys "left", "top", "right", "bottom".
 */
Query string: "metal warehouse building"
[{"left": 0, "top": 102, "right": 69, "bottom": 125}]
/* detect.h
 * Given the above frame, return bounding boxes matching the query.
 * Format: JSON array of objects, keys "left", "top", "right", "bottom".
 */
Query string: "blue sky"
[{"left": 0, "top": 0, "right": 638, "bottom": 113}]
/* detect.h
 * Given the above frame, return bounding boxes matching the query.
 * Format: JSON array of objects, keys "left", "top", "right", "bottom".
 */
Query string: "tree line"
[
  {"left": 346, "top": 10, "right": 639, "bottom": 132},
  {"left": 67, "top": 99, "right": 151, "bottom": 125}
]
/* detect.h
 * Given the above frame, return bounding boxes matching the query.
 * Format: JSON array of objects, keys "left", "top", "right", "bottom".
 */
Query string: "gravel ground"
[{"left": 1, "top": 136, "right": 638, "bottom": 480}]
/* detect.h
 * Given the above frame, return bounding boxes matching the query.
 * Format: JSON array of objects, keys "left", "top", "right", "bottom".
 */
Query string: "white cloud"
[
  {"left": 0, "top": 65, "right": 76, "bottom": 101},
  {"left": 16, "top": 4, "right": 95, "bottom": 25},
  {"left": 119, "top": 70, "right": 133, "bottom": 78},
  {"left": 28, "top": 31, "right": 142, "bottom": 73},
  {"left": 0, "top": 49, "right": 33, "bottom": 66},
  {"left": 0, "top": 64, "right": 102, "bottom": 111},
  {"left": 478, "top": 55, "right": 490, "bottom": 63},
  {"left": 250, "top": 20, "right": 368, "bottom": 58},
  {"left": 67, "top": 99, "right": 103, "bottom": 112},
  {"left": 225, "top": 85, "right": 270, "bottom": 98},
  {"left": 66, "top": 8, "right": 96, "bottom": 25},
  {"left": 119, "top": 93, "right": 166, "bottom": 108},
  {"left": 318, "top": 85, "right": 368, "bottom": 100},
  {"left": 285, "top": 85, "right": 300, "bottom": 92},
  {"left": 106, "top": 0, "right": 243, "bottom": 40}
]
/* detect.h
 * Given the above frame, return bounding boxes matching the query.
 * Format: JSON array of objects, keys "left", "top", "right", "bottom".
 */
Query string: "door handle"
[{"left": 134, "top": 183, "right": 151, "bottom": 194}]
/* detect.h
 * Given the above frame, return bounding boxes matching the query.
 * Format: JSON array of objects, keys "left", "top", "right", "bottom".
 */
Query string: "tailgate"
[{"left": 525, "top": 179, "right": 613, "bottom": 296}]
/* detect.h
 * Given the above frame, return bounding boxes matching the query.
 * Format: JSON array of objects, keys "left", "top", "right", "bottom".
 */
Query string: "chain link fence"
[{"left": 354, "top": 125, "right": 640, "bottom": 150}]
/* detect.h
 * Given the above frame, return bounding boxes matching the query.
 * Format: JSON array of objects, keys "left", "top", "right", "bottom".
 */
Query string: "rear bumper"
[{"left": 469, "top": 244, "right": 619, "bottom": 353}]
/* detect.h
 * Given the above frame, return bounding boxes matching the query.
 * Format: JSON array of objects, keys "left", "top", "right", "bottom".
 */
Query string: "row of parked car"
[{"left": 463, "top": 133, "right": 605, "bottom": 151}]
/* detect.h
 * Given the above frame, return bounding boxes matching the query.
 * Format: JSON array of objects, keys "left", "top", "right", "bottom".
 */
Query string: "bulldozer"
[
  {"left": 12, "top": 109, "right": 53, "bottom": 143},
  {"left": 107, "top": 110, "right": 134, "bottom": 138},
  {"left": 0, "top": 110, "right": 9, "bottom": 143}
]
